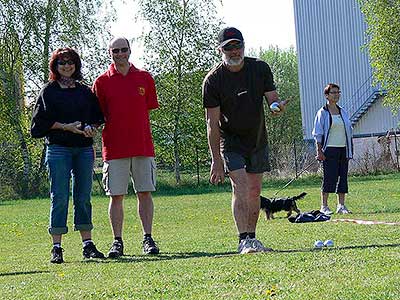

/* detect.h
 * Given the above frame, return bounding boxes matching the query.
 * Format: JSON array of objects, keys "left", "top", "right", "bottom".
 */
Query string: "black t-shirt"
[
  {"left": 31, "top": 81, "right": 104, "bottom": 147},
  {"left": 202, "top": 57, "right": 276, "bottom": 154}
]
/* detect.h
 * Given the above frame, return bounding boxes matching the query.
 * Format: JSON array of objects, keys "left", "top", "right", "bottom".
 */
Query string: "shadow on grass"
[
  {"left": 78, "top": 251, "right": 239, "bottom": 264},
  {"left": 0, "top": 270, "right": 50, "bottom": 277},
  {"left": 77, "top": 243, "right": 400, "bottom": 263},
  {"left": 276, "top": 242, "right": 400, "bottom": 253}
]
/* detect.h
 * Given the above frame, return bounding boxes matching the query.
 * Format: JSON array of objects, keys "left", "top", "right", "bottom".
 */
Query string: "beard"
[{"left": 222, "top": 53, "right": 244, "bottom": 66}]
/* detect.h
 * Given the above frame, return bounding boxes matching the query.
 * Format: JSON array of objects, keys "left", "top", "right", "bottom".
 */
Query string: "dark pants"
[{"left": 322, "top": 147, "right": 349, "bottom": 193}]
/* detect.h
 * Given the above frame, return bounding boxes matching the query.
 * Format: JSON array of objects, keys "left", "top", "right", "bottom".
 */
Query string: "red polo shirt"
[{"left": 93, "top": 64, "right": 159, "bottom": 160}]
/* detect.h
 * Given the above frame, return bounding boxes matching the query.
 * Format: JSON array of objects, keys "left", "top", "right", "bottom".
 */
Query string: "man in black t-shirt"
[{"left": 202, "top": 27, "right": 288, "bottom": 254}]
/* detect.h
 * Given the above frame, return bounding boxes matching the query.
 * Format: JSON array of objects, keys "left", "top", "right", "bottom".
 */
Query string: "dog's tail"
[{"left": 292, "top": 192, "right": 307, "bottom": 201}]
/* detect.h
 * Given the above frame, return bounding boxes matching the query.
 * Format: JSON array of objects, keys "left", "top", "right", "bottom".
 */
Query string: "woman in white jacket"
[{"left": 312, "top": 83, "right": 353, "bottom": 215}]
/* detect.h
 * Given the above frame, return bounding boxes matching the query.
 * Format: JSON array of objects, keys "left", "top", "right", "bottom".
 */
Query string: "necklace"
[{"left": 58, "top": 76, "right": 76, "bottom": 88}]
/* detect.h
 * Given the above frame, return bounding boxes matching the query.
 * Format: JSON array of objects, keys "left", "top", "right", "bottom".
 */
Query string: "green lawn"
[{"left": 1, "top": 173, "right": 400, "bottom": 299}]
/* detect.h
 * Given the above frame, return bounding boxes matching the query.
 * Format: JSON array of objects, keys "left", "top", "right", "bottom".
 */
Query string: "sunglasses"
[
  {"left": 58, "top": 60, "right": 75, "bottom": 66},
  {"left": 222, "top": 41, "right": 244, "bottom": 51},
  {"left": 111, "top": 47, "right": 129, "bottom": 54}
]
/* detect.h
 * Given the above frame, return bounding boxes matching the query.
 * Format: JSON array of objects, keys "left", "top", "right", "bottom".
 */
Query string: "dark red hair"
[
  {"left": 324, "top": 83, "right": 340, "bottom": 95},
  {"left": 48, "top": 48, "right": 83, "bottom": 81}
]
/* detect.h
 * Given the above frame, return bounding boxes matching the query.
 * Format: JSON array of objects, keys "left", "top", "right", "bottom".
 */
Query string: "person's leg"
[
  {"left": 109, "top": 195, "right": 124, "bottom": 238},
  {"left": 70, "top": 147, "right": 104, "bottom": 258},
  {"left": 46, "top": 145, "right": 72, "bottom": 263},
  {"left": 71, "top": 147, "right": 94, "bottom": 234},
  {"left": 137, "top": 191, "right": 153, "bottom": 235},
  {"left": 103, "top": 159, "right": 130, "bottom": 238},
  {"left": 131, "top": 157, "right": 158, "bottom": 254},
  {"left": 103, "top": 158, "right": 130, "bottom": 257},
  {"left": 336, "top": 148, "right": 351, "bottom": 213},
  {"left": 321, "top": 192, "right": 330, "bottom": 207},
  {"left": 321, "top": 147, "right": 339, "bottom": 214},
  {"left": 245, "top": 173, "right": 263, "bottom": 234},
  {"left": 338, "top": 193, "right": 345, "bottom": 206},
  {"left": 229, "top": 168, "right": 249, "bottom": 235}
]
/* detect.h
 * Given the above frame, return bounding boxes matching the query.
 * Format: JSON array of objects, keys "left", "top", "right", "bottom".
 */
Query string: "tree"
[
  {"left": 137, "top": 0, "right": 222, "bottom": 184},
  {"left": 358, "top": 0, "right": 400, "bottom": 109},
  {"left": 0, "top": 0, "right": 115, "bottom": 198},
  {"left": 257, "top": 47, "right": 304, "bottom": 172}
]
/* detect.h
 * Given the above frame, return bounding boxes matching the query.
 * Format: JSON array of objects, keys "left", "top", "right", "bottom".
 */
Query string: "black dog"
[{"left": 260, "top": 192, "right": 307, "bottom": 220}]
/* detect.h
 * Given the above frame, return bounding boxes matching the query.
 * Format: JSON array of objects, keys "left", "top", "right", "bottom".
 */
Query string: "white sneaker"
[
  {"left": 336, "top": 205, "right": 352, "bottom": 214},
  {"left": 238, "top": 237, "right": 256, "bottom": 254},
  {"left": 320, "top": 206, "right": 333, "bottom": 215},
  {"left": 250, "top": 238, "right": 273, "bottom": 253}
]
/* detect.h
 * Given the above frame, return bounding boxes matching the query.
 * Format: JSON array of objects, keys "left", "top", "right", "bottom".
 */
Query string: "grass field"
[{"left": 1, "top": 173, "right": 400, "bottom": 299}]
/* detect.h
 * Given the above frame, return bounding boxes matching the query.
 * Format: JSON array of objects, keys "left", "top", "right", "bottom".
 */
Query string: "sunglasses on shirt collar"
[
  {"left": 222, "top": 41, "right": 244, "bottom": 51},
  {"left": 111, "top": 47, "right": 129, "bottom": 54}
]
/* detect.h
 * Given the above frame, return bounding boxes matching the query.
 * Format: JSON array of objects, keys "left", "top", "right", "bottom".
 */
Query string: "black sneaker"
[
  {"left": 108, "top": 240, "right": 124, "bottom": 258},
  {"left": 143, "top": 236, "right": 159, "bottom": 254},
  {"left": 50, "top": 246, "right": 64, "bottom": 264},
  {"left": 83, "top": 242, "right": 105, "bottom": 259}
]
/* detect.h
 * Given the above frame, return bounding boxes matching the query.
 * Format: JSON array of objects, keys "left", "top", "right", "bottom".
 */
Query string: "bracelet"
[{"left": 62, "top": 123, "right": 66, "bottom": 131}]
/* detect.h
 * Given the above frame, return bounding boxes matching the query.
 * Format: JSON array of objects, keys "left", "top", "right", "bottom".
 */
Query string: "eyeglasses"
[
  {"left": 222, "top": 41, "right": 244, "bottom": 51},
  {"left": 58, "top": 60, "right": 75, "bottom": 66},
  {"left": 111, "top": 47, "right": 129, "bottom": 54},
  {"left": 329, "top": 91, "right": 341, "bottom": 95}
]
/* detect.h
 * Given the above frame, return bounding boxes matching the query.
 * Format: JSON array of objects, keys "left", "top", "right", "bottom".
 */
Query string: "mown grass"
[{"left": 1, "top": 173, "right": 400, "bottom": 299}]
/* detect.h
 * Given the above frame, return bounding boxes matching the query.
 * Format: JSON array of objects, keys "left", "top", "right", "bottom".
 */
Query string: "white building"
[{"left": 293, "top": 0, "right": 400, "bottom": 170}]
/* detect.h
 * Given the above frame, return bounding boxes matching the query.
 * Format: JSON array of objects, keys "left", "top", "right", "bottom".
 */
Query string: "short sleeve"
[
  {"left": 262, "top": 62, "right": 276, "bottom": 92},
  {"left": 145, "top": 73, "right": 159, "bottom": 110},
  {"left": 202, "top": 72, "right": 220, "bottom": 108}
]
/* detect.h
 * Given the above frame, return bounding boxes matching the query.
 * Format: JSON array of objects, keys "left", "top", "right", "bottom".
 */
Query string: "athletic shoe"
[
  {"left": 50, "top": 246, "right": 64, "bottom": 264},
  {"left": 83, "top": 242, "right": 105, "bottom": 259},
  {"left": 238, "top": 236, "right": 256, "bottom": 254},
  {"left": 108, "top": 240, "right": 124, "bottom": 258},
  {"left": 336, "top": 205, "right": 352, "bottom": 214},
  {"left": 250, "top": 238, "right": 273, "bottom": 252},
  {"left": 143, "top": 236, "right": 160, "bottom": 254},
  {"left": 320, "top": 206, "right": 333, "bottom": 215}
]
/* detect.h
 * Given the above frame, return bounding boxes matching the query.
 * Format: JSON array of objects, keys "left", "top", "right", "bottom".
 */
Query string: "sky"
[{"left": 110, "top": 0, "right": 296, "bottom": 67}]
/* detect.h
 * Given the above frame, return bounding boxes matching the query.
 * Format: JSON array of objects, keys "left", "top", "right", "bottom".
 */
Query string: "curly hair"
[{"left": 48, "top": 48, "right": 83, "bottom": 81}]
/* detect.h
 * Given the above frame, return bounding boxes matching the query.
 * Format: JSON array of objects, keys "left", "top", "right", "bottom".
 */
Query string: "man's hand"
[
  {"left": 209, "top": 159, "right": 225, "bottom": 185},
  {"left": 271, "top": 99, "right": 290, "bottom": 115}
]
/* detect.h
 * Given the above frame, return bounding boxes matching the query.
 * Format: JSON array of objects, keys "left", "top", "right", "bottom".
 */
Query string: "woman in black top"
[{"left": 31, "top": 48, "right": 104, "bottom": 263}]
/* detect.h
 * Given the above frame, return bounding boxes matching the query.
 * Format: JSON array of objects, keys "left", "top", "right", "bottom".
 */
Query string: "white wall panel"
[{"left": 294, "top": 0, "right": 375, "bottom": 139}]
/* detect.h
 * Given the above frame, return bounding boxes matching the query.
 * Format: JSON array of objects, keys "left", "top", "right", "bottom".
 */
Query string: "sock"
[
  {"left": 239, "top": 232, "right": 248, "bottom": 242},
  {"left": 144, "top": 233, "right": 152, "bottom": 239},
  {"left": 248, "top": 232, "right": 256, "bottom": 239},
  {"left": 114, "top": 237, "right": 123, "bottom": 243},
  {"left": 82, "top": 239, "right": 93, "bottom": 247},
  {"left": 53, "top": 243, "right": 61, "bottom": 248}
]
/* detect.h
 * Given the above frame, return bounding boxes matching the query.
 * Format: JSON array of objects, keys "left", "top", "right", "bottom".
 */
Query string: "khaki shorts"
[{"left": 102, "top": 157, "right": 156, "bottom": 195}]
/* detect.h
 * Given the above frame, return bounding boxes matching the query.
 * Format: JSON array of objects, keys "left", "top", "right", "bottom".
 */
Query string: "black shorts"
[
  {"left": 322, "top": 147, "right": 349, "bottom": 193},
  {"left": 222, "top": 147, "right": 270, "bottom": 174}
]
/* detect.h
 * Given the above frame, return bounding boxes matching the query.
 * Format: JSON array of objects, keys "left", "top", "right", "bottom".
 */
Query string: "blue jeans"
[{"left": 46, "top": 145, "right": 94, "bottom": 235}]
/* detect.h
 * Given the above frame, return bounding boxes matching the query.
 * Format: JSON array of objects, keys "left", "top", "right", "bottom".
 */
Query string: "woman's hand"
[
  {"left": 316, "top": 149, "right": 325, "bottom": 161},
  {"left": 62, "top": 121, "right": 84, "bottom": 134},
  {"left": 82, "top": 125, "right": 96, "bottom": 138}
]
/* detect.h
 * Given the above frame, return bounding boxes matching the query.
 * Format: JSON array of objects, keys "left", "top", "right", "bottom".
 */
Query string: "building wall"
[
  {"left": 353, "top": 96, "right": 400, "bottom": 137},
  {"left": 293, "top": 0, "right": 398, "bottom": 140}
]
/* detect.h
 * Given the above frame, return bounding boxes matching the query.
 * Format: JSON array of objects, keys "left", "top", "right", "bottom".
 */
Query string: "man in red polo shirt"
[{"left": 93, "top": 37, "right": 159, "bottom": 257}]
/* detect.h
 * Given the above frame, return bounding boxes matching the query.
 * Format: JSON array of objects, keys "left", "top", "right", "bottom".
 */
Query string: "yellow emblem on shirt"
[{"left": 138, "top": 87, "right": 145, "bottom": 96}]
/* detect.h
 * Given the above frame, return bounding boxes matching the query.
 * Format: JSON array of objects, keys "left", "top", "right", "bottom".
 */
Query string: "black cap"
[{"left": 218, "top": 27, "right": 244, "bottom": 48}]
